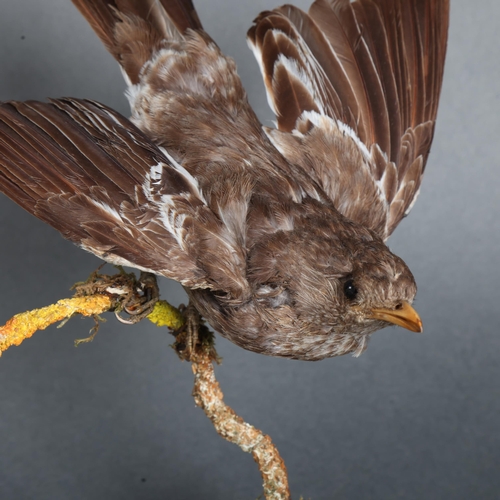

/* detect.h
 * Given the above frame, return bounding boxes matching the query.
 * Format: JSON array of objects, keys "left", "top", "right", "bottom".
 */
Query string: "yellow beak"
[{"left": 369, "top": 301, "right": 423, "bottom": 333}]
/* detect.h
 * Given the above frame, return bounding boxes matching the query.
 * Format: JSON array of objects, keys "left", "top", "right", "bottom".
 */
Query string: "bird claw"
[
  {"left": 117, "top": 272, "right": 160, "bottom": 323},
  {"left": 73, "top": 269, "right": 160, "bottom": 325}
]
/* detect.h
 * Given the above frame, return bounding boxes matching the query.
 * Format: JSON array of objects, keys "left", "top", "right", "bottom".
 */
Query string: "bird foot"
[
  {"left": 173, "top": 303, "right": 219, "bottom": 363},
  {"left": 73, "top": 269, "right": 160, "bottom": 325},
  {"left": 120, "top": 272, "right": 160, "bottom": 322}
]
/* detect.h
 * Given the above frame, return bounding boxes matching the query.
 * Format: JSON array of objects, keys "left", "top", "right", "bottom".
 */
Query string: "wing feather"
[
  {"left": 248, "top": 0, "right": 449, "bottom": 239},
  {"left": 0, "top": 98, "right": 249, "bottom": 295}
]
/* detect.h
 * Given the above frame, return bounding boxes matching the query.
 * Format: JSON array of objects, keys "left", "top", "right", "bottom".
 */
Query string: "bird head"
[{"left": 239, "top": 217, "right": 422, "bottom": 360}]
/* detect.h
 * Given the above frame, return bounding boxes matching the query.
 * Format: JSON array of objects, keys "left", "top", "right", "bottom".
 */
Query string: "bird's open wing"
[
  {"left": 0, "top": 98, "right": 248, "bottom": 296},
  {"left": 248, "top": 0, "right": 449, "bottom": 239}
]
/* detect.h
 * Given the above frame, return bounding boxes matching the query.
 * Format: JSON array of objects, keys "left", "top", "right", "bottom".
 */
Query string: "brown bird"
[{"left": 0, "top": 0, "right": 449, "bottom": 360}]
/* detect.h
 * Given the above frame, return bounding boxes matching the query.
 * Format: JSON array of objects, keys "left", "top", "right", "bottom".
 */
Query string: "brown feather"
[
  {"left": 351, "top": 1, "right": 401, "bottom": 161},
  {"left": 0, "top": 99, "right": 214, "bottom": 287},
  {"left": 272, "top": 6, "right": 347, "bottom": 118},
  {"left": 309, "top": 0, "right": 375, "bottom": 144},
  {"left": 249, "top": 0, "right": 449, "bottom": 239},
  {"left": 157, "top": 0, "right": 202, "bottom": 32},
  {"left": 272, "top": 60, "right": 320, "bottom": 132},
  {"left": 71, "top": 0, "right": 203, "bottom": 83}
]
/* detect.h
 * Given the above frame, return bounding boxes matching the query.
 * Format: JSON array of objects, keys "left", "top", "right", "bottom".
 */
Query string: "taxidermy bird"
[{"left": 0, "top": 0, "right": 449, "bottom": 360}]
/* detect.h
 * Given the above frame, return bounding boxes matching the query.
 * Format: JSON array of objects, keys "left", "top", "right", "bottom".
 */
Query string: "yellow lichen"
[{"left": 0, "top": 295, "right": 112, "bottom": 354}]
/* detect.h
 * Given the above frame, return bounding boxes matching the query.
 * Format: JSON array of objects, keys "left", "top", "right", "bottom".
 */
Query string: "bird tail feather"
[{"left": 71, "top": 0, "right": 203, "bottom": 84}]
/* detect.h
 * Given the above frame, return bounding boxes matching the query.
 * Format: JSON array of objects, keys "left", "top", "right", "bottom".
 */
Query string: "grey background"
[{"left": 0, "top": 0, "right": 498, "bottom": 498}]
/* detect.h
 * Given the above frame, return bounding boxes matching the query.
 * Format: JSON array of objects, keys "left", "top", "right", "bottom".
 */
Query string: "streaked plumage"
[{"left": 0, "top": 0, "right": 449, "bottom": 360}]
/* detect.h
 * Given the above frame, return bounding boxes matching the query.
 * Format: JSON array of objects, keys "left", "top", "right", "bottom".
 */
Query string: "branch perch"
[
  {"left": 192, "top": 351, "right": 290, "bottom": 499},
  {"left": 0, "top": 271, "right": 291, "bottom": 499},
  {"left": 0, "top": 295, "right": 112, "bottom": 353}
]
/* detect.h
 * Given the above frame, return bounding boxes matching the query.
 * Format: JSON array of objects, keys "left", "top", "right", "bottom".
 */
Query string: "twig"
[
  {"left": 0, "top": 271, "right": 291, "bottom": 499},
  {"left": 191, "top": 350, "right": 290, "bottom": 499},
  {"left": 0, "top": 295, "right": 112, "bottom": 354}
]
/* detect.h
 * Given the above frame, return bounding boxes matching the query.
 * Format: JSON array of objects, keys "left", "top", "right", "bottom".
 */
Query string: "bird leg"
[
  {"left": 173, "top": 302, "right": 219, "bottom": 362},
  {"left": 173, "top": 302, "right": 200, "bottom": 360}
]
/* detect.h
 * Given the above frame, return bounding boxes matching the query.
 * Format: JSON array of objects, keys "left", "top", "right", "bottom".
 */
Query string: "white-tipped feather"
[
  {"left": 159, "top": 146, "right": 206, "bottom": 204},
  {"left": 89, "top": 199, "right": 123, "bottom": 221}
]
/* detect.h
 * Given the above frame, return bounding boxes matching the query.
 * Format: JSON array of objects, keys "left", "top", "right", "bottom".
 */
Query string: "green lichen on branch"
[{"left": 148, "top": 300, "right": 185, "bottom": 330}]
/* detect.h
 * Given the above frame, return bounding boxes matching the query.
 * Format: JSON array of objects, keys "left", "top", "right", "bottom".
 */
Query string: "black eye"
[{"left": 343, "top": 279, "right": 358, "bottom": 300}]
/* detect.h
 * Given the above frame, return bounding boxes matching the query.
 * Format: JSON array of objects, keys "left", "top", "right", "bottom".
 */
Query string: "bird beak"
[{"left": 369, "top": 301, "right": 423, "bottom": 333}]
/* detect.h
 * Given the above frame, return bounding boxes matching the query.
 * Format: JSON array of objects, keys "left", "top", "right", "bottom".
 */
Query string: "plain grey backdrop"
[{"left": 0, "top": 0, "right": 499, "bottom": 499}]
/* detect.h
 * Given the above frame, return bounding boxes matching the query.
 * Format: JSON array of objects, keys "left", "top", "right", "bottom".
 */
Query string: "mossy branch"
[{"left": 0, "top": 271, "right": 291, "bottom": 500}]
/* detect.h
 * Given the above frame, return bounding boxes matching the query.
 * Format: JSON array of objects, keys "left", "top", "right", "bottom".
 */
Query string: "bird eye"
[{"left": 343, "top": 279, "right": 358, "bottom": 301}]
